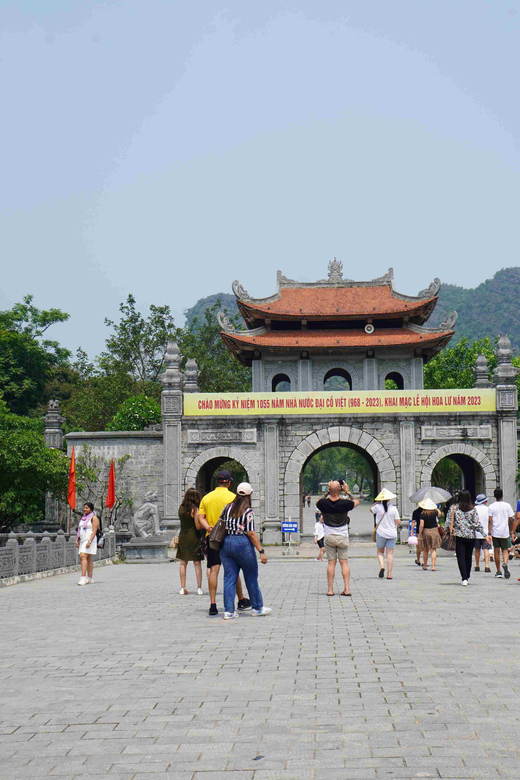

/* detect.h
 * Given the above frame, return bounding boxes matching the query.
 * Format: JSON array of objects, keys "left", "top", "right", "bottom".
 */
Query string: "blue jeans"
[{"left": 219, "top": 535, "right": 263, "bottom": 613}]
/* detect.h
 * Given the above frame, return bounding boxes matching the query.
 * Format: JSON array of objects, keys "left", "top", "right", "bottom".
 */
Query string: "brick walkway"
[{"left": 1, "top": 546, "right": 519, "bottom": 779}]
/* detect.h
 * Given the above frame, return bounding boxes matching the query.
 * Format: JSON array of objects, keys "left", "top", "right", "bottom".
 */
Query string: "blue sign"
[{"left": 282, "top": 522, "right": 299, "bottom": 534}]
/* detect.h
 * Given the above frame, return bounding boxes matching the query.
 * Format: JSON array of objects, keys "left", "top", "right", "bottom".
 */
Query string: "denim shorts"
[{"left": 376, "top": 534, "right": 396, "bottom": 549}]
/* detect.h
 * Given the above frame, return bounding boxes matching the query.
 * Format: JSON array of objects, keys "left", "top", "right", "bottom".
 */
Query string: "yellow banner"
[{"left": 184, "top": 389, "right": 496, "bottom": 416}]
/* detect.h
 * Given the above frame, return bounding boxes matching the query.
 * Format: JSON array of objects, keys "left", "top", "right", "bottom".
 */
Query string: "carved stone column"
[
  {"left": 252, "top": 359, "right": 264, "bottom": 391},
  {"left": 363, "top": 355, "right": 377, "bottom": 390},
  {"left": 43, "top": 401, "right": 66, "bottom": 525},
  {"left": 298, "top": 359, "right": 313, "bottom": 391},
  {"left": 399, "top": 420, "right": 416, "bottom": 520},
  {"left": 160, "top": 342, "right": 184, "bottom": 531},
  {"left": 411, "top": 357, "right": 424, "bottom": 389},
  {"left": 262, "top": 422, "right": 281, "bottom": 543},
  {"left": 496, "top": 386, "right": 519, "bottom": 503}
]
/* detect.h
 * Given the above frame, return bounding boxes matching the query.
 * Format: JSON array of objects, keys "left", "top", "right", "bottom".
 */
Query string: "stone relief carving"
[
  {"left": 162, "top": 396, "right": 182, "bottom": 414},
  {"left": 496, "top": 387, "right": 518, "bottom": 411},
  {"left": 327, "top": 257, "right": 343, "bottom": 283},
  {"left": 132, "top": 491, "right": 165, "bottom": 538},
  {"left": 421, "top": 425, "right": 492, "bottom": 440},
  {"left": 188, "top": 429, "right": 258, "bottom": 444}
]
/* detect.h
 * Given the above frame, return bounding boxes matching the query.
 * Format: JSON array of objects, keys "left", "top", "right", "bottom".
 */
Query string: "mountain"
[
  {"left": 185, "top": 268, "right": 520, "bottom": 351},
  {"left": 430, "top": 267, "right": 520, "bottom": 350}
]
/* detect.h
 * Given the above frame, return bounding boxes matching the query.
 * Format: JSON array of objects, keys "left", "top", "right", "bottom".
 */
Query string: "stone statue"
[
  {"left": 327, "top": 257, "right": 343, "bottom": 283},
  {"left": 132, "top": 492, "right": 164, "bottom": 538}
]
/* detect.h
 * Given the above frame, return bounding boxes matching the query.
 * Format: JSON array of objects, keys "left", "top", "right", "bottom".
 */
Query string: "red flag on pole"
[
  {"left": 67, "top": 446, "right": 76, "bottom": 510},
  {"left": 106, "top": 460, "right": 116, "bottom": 509}
]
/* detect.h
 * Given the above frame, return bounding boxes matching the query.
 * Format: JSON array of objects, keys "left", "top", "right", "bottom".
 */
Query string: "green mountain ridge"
[{"left": 185, "top": 267, "right": 520, "bottom": 352}]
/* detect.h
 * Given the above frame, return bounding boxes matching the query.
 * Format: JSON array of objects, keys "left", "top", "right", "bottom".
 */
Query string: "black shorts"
[
  {"left": 206, "top": 546, "right": 221, "bottom": 568},
  {"left": 317, "top": 538, "right": 324, "bottom": 549}
]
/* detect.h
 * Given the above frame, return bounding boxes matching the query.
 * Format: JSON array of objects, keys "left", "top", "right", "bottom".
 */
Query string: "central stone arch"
[
  {"left": 420, "top": 442, "right": 497, "bottom": 498},
  {"left": 185, "top": 447, "right": 260, "bottom": 511},
  {"left": 283, "top": 425, "right": 397, "bottom": 524}
]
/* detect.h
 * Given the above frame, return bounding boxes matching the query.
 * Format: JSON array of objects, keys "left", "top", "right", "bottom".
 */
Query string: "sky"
[{"left": 1, "top": 1, "right": 519, "bottom": 357}]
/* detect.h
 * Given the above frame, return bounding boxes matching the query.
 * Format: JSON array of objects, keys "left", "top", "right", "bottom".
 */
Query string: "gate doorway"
[
  {"left": 196, "top": 457, "right": 248, "bottom": 497},
  {"left": 432, "top": 454, "right": 485, "bottom": 499}
]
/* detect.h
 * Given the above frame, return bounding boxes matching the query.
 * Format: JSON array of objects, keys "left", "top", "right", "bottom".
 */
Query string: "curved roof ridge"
[{"left": 405, "top": 311, "right": 458, "bottom": 335}]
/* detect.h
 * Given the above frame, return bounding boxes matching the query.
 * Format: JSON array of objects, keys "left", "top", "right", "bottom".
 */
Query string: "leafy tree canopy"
[
  {"left": 302, "top": 446, "right": 375, "bottom": 496},
  {"left": 106, "top": 395, "right": 161, "bottom": 432}
]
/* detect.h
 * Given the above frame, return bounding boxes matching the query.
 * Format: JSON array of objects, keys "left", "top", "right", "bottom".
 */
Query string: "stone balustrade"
[{"left": 0, "top": 529, "right": 117, "bottom": 580}]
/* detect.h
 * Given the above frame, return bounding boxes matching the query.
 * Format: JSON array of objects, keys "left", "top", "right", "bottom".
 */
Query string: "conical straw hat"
[
  {"left": 374, "top": 488, "right": 397, "bottom": 502},
  {"left": 418, "top": 498, "right": 437, "bottom": 511}
]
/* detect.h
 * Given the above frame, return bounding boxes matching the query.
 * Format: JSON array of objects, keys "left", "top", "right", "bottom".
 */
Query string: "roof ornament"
[
  {"left": 438, "top": 311, "right": 458, "bottom": 330},
  {"left": 217, "top": 310, "right": 267, "bottom": 337},
  {"left": 217, "top": 311, "right": 235, "bottom": 334},
  {"left": 493, "top": 335, "right": 519, "bottom": 385},
  {"left": 327, "top": 257, "right": 343, "bottom": 283},
  {"left": 417, "top": 278, "right": 441, "bottom": 298},
  {"left": 370, "top": 268, "right": 394, "bottom": 284},
  {"left": 232, "top": 280, "right": 251, "bottom": 301}
]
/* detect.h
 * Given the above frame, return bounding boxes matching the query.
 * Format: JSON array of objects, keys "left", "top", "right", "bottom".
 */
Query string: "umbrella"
[{"left": 410, "top": 486, "right": 452, "bottom": 504}]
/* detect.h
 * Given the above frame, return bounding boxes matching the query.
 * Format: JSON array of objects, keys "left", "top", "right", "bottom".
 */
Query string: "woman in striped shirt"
[{"left": 219, "top": 483, "right": 272, "bottom": 620}]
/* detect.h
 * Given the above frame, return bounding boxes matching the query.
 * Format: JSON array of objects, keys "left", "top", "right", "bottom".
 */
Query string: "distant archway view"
[
  {"left": 431, "top": 455, "right": 484, "bottom": 499},
  {"left": 196, "top": 458, "right": 248, "bottom": 496}
]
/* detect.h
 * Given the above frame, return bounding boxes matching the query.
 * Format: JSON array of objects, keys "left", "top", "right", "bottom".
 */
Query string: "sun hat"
[
  {"left": 418, "top": 498, "right": 438, "bottom": 511},
  {"left": 374, "top": 489, "right": 396, "bottom": 502},
  {"left": 475, "top": 494, "right": 487, "bottom": 505},
  {"left": 236, "top": 482, "right": 253, "bottom": 496}
]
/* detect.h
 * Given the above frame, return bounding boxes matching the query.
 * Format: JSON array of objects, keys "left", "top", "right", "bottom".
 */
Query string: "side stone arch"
[
  {"left": 420, "top": 443, "right": 497, "bottom": 494},
  {"left": 185, "top": 446, "right": 261, "bottom": 510},
  {"left": 283, "top": 425, "right": 397, "bottom": 522},
  {"left": 315, "top": 361, "right": 361, "bottom": 391},
  {"left": 264, "top": 362, "right": 298, "bottom": 393}
]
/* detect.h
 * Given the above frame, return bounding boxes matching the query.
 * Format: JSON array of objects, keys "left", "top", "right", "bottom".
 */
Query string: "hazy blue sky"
[{"left": 1, "top": 1, "right": 519, "bottom": 356}]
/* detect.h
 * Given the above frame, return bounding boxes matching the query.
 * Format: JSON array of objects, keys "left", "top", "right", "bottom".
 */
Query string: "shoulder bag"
[
  {"left": 208, "top": 506, "right": 229, "bottom": 551},
  {"left": 371, "top": 511, "right": 386, "bottom": 543}
]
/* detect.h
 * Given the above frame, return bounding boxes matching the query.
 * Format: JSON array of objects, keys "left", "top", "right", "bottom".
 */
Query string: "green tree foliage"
[
  {"left": 0, "top": 295, "right": 70, "bottom": 415},
  {"left": 106, "top": 395, "right": 162, "bottom": 432},
  {"left": 423, "top": 337, "right": 498, "bottom": 390},
  {"left": 75, "top": 446, "right": 132, "bottom": 523},
  {"left": 302, "top": 446, "right": 375, "bottom": 495},
  {"left": 0, "top": 400, "right": 69, "bottom": 529},
  {"left": 431, "top": 458, "right": 464, "bottom": 494},
  {"left": 99, "top": 294, "right": 176, "bottom": 385},
  {"left": 177, "top": 301, "right": 251, "bottom": 392}
]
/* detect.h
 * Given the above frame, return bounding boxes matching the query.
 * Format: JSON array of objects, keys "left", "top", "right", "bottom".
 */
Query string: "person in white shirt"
[
  {"left": 488, "top": 488, "right": 515, "bottom": 579},
  {"left": 473, "top": 494, "right": 492, "bottom": 573},
  {"left": 371, "top": 489, "right": 401, "bottom": 580},
  {"left": 313, "top": 514, "right": 325, "bottom": 561}
]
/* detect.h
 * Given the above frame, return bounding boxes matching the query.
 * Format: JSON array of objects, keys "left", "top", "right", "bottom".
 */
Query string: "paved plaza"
[{"left": 1, "top": 546, "right": 520, "bottom": 780}]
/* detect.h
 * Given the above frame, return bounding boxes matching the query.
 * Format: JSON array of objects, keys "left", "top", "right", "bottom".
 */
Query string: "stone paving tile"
[{"left": 1, "top": 549, "right": 520, "bottom": 779}]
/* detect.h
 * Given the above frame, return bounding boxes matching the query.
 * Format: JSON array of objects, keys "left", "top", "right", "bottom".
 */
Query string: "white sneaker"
[
  {"left": 462, "top": 580, "right": 468, "bottom": 587},
  {"left": 251, "top": 607, "right": 272, "bottom": 616},
  {"left": 223, "top": 611, "right": 239, "bottom": 620},
  {"left": 86, "top": 578, "right": 94, "bottom": 584},
  {"left": 197, "top": 588, "right": 204, "bottom": 596},
  {"left": 179, "top": 588, "right": 189, "bottom": 595},
  {"left": 77, "top": 576, "right": 88, "bottom": 586}
]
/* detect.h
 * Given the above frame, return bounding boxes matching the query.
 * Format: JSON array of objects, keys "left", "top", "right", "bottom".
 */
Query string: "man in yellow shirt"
[{"left": 196, "top": 470, "right": 251, "bottom": 616}]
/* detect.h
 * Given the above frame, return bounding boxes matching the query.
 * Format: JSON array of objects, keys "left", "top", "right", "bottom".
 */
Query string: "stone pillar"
[
  {"left": 399, "top": 420, "right": 416, "bottom": 520},
  {"left": 474, "top": 354, "right": 492, "bottom": 388},
  {"left": 43, "top": 400, "right": 66, "bottom": 525},
  {"left": 252, "top": 360, "right": 264, "bottom": 391},
  {"left": 160, "top": 341, "right": 184, "bottom": 532},
  {"left": 363, "top": 356, "right": 377, "bottom": 390},
  {"left": 183, "top": 358, "right": 200, "bottom": 392},
  {"left": 496, "top": 385, "right": 519, "bottom": 503},
  {"left": 298, "top": 359, "right": 313, "bottom": 391},
  {"left": 262, "top": 422, "right": 281, "bottom": 543},
  {"left": 411, "top": 357, "right": 424, "bottom": 390}
]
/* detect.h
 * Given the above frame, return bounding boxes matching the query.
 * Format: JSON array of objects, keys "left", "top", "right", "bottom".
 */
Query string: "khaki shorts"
[{"left": 324, "top": 534, "right": 349, "bottom": 561}]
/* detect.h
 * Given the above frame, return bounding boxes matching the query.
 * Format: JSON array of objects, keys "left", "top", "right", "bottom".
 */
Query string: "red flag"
[
  {"left": 67, "top": 446, "right": 76, "bottom": 510},
  {"left": 106, "top": 460, "right": 116, "bottom": 509}
]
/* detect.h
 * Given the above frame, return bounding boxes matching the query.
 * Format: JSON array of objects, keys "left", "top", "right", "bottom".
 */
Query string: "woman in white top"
[
  {"left": 371, "top": 489, "right": 401, "bottom": 580},
  {"left": 313, "top": 514, "right": 325, "bottom": 561},
  {"left": 75, "top": 502, "right": 99, "bottom": 586}
]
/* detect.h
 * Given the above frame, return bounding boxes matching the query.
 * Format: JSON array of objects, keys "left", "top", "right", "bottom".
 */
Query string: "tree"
[
  {"left": 0, "top": 400, "right": 69, "bottom": 529},
  {"left": 75, "top": 445, "right": 132, "bottom": 523},
  {"left": 99, "top": 295, "right": 176, "bottom": 385},
  {"left": 0, "top": 295, "right": 70, "bottom": 415},
  {"left": 177, "top": 301, "right": 251, "bottom": 392},
  {"left": 106, "top": 395, "right": 161, "bottom": 432},
  {"left": 423, "top": 337, "right": 498, "bottom": 390}
]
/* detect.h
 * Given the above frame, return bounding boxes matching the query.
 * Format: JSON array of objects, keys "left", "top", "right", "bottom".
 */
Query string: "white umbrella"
[{"left": 410, "top": 486, "right": 452, "bottom": 504}]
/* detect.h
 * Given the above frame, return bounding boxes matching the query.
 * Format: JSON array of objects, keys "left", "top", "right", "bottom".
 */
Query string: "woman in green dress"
[{"left": 177, "top": 488, "right": 204, "bottom": 595}]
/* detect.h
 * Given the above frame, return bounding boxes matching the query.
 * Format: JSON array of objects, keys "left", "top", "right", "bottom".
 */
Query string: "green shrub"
[{"left": 106, "top": 395, "right": 161, "bottom": 432}]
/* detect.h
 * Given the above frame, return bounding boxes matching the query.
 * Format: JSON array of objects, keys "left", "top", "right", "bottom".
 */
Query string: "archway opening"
[
  {"left": 300, "top": 443, "right": 378, "bottom": 538},
  {"left": 195, "top": 457, "right": 248, "bottom": 497},
  {"left": 323, "top": 368, "right": 352, "bottom": 391},
  {"left": 431, "top": 454, "right": 484, "bottom": 499},
  {"left": 272, "top": 373, "right": 291, "bottom": 392},
  {"left": 385, "top": 372, "right": 404, "bottom": 390}
]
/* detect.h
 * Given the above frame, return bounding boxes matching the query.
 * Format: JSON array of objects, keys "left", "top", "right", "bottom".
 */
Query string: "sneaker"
[
  {"left": 474, "top": 566, "right": 480, "bottom": 572},
  {"left": 237, "top": 598, "right": 252, "bottom": 611},
  {"left": 86, "top": 577, "right": 94, "bottom": 584},
  {"left": 223, "top": 611, "right": 239, "bottom": 620},
  {"left": 251, "top": 607, "right": 272, "bottom": 616},
  {"left": 197, "top": 588, "right": 204, "bottom": 596},
  {"left": 179, "top": 588, "right": 189, "bottom": 595},
  {"left": 503, "top": 564, "right": 511, "bottom": 579},
  {"left": 209, "top": 603, "right": 218, "bottom": 616},
  {"left": 485, "top": 567, "right": 491, "bottom": 572},
  {"left": 495, "top": 572, "right": 503, "bottom": 579},
  {"left": 77, "top": 576, "right": 88, "bottom": 586},
  {"left": 461, "top": 580, "right": 468, "bottom": 587}
]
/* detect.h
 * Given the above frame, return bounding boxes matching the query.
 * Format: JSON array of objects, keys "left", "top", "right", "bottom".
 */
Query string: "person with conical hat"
[
  {"left": 371, "top": 489, "right": 401, "bottom": 580},
  {"left": 417, "top": 498, "right": 442, "bottom": 571}
]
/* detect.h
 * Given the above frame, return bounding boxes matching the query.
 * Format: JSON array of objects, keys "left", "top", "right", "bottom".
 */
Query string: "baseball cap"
[
  {"left": 217, "top": 470, "right": 233, "bottom": 482},
  {"left": 475, "top": 494, "right": 487, "bottom": 505},
  {"left": 236, "top": 482, "right": 253, "bottom": 495}
]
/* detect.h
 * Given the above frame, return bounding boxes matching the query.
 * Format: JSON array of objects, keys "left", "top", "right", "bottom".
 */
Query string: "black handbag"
[{"left": 208, "top": 508, "right": 228, "bottom": 550}]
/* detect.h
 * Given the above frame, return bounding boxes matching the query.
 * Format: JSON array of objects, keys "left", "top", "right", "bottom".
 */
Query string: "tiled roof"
[
  {"left": 238, "top": 286, "right": 437, "bottom": 320},
  {"left": 221, "top": 328, "right": 454, "bottom": 351}
]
